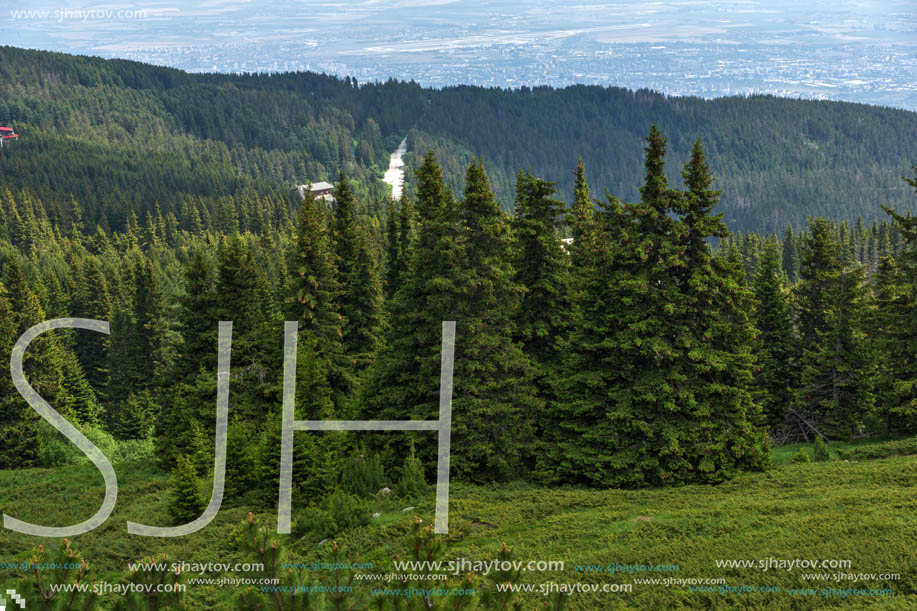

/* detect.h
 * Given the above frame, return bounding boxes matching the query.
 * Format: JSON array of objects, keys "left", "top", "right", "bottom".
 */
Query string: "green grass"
[
  {"left": 1, "top": 442, "right": 915, "bottom": 610},
  {"left": 769, "top": 437, "right": 884, "bottom": 466}
]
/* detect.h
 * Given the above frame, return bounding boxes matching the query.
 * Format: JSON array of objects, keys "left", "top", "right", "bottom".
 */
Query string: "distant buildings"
[{"left": 293, "top": 181, "right": 335, "bottom": 204}]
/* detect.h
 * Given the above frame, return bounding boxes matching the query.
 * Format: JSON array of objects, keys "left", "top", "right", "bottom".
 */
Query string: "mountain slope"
[{"left": 1, "top": 46, "right": 915, "bottom": 233}]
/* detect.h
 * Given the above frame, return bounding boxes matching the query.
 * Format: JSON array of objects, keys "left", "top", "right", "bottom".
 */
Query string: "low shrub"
[
  {"left": 295, "top": 488, "right": 371, "bottom": 539},
  {"left": 837, "top": 436, "right": 917, "bottom": 460},
  {"left": 813, "top": 435, "right": 830, "bottom": 462}
]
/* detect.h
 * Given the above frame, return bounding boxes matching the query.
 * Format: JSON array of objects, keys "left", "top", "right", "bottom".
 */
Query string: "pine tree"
[
  {"left": 567, "top": 157, "right": 594, "bottom": 269},
  {"left": 512, "top": 170, "right": 573, "bottom": 466},
  {"left": 552, "top": 128, "right": 767, "bottom": 487},
  {"left": 362, "top": 151, "right": 463, "bottom": 473},
  {"left": 782, "top": 225, "right": 799, "bottom": 283},
  {"left": 450, "top": 160, "right": 539, "bottom": 480},
  {"left": 286, "top": 192, "right": 350, "bottom": 408},
  {"left": 877, "top": 195, "right": 917, "bottom": 435},
  {"left": 168, "top": 454, "right": 206, "bottom": 524},
  {"left": 795, "top": 218, "right": 874, "bottom": 439},
  {"left": 752, "top": 240, "right": 798, "bottom": 430}
]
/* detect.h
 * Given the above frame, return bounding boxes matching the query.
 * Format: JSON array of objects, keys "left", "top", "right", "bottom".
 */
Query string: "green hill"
[{"left": 2, "top": 46, "right": 916, "bottom": 233}]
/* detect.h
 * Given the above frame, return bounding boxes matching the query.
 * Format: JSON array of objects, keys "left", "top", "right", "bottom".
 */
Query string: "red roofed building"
[{"left": 0, "top": 125, "right": 18, "bottom": 148}]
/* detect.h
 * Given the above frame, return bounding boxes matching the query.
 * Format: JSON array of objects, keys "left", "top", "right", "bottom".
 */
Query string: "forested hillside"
[
  {"left": 3, "top": 72, "right": 917, "bottom": 608},
  {"left": 3, "top": 117, "right": 917, "bottom": 490},
  {"left": 409, "top": 88, "right": 917, "bottom": 232},
  {"left": 2, "top": 46, "right": 916, "bottom": 234}
]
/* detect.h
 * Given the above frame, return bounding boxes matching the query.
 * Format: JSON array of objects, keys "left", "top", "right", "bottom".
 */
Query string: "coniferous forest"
[{"left": 1, "top": 46, "right": 916, "bottom": 610}]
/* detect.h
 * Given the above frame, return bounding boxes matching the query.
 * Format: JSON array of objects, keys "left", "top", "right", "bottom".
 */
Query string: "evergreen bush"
[
  {"left": 395, "top": 441, "right": 430, "bottom": 500},
  {"left": 339, "top": 447, "right": 387, "bottom": 498},
  {"left": 294, "top": 488, "right": 371, "bottom": 539},
  {"left": 167, "top": 454, "right": 206, "bottom": 524},
  {"left": 813, "top": 435, "right": 830, "bottom": 462}
]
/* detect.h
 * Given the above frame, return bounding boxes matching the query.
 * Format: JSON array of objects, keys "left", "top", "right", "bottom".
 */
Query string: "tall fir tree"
[
  {"left": 552, "top": 128, "right": 767, "bottom": 487},
  {"left": 795, "top": 218, "right": 874, "bottom": 439},
  {"left": 782, "top": 225, "right": 799, "bottom": 284},
  {"left": 752, "top": 240, "right": 798, "bottom": 431},
  {"left": 868, "top": 255, "right": 908, "bottom": 435},
  {"left": 362, "top": 151, "right": 461, "bottom": 477},
  {"left": 448, "top": 160, "right": 539, "bottom": 481},
  {"left": 286, "top": 192, "right": 350, "bottom": 409},
  {"left": 512, "top": 170, "right": 573, "bottom": 466},
  {"left": 877, "top": 191, "right": 917, "bottom": 434},
  {"left": 567, "top": 157, "right": 594, "bottom": 269}
]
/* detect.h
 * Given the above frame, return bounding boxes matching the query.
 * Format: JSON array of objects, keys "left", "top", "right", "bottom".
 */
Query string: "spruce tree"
[
  {"left": 384, "top": 197, "right": 400, "bottom": 299},
  {"left": 877, "top": 196, "right": 917, "bottom": 434},
  {"left": 168, "top": 454, "right": 206, "bottom": 524},
  {"left": 2, "top": 259, "right": 83, "bottom": 466},
  {"left": 330, "top": 173, "right": 362, "bottom": 357},
  {"left": 71, "top": 258, "right": 112, "bottom": 397},
  {"left": 107, "top": 255, "right": 169, "bottom": 439},
  {"left": 343, "top": 226, "right": 382, "bottom": 373},
  {"left": 384, "top": 196, "right": 415, "bottom": 300},
  {"left": 752, "top": 240, "right": 798, "bottom": 430},
  {"left": 156, "top": 249, "right": 218, "bottom": 467},
  {"left": 286, "top": 192, "right": 350, "bottom": 409},
  {"left": 552, "top": 128, "right": 767, "bottom": 487},
  {"left": 782, "top": 225, "right": 799, "bottom": 283},
  {"left": 451, "top": 160, "right": 539, "bottom": 480},
  {"left": 567, "top": 157, "right": 594, "bottom": 269},
  {"left": 868, "top": 256, "right": 903, "bottom": 435},
  {"left": 676, "top": 140, "right": 768, "bottom": 481},
  {"left": 362, "top": 151, "right": 463, "bottom": 473},
  {"left": 397, "top": 195, "right": 414, "bottom": 276},
  {"left": 512, "top": 170, "right": 573, "bottom": 464},
  {"left": 0, "top": 279, "right": 43, "bottom": 468},
  {"left": 177, "top": 248, "right": 218, "bottom": 378},
  {"left": 795, "top": 218, "right": 874, "bottom": 439}
]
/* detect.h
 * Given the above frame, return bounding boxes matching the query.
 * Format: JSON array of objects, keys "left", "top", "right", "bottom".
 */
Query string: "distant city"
[{"left": 4, "top": 0, "right": 915, "bottom": 110}]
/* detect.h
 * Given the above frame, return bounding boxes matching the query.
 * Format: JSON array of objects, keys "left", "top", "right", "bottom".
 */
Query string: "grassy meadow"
[{"left": 0, "top": 438, "right": 914, "bottom": 609}]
